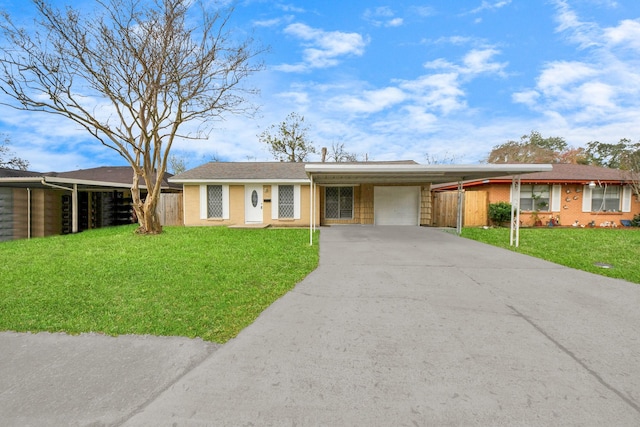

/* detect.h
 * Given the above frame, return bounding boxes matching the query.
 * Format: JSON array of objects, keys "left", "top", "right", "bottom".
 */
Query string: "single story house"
[
  {"left": 0, "top": 166, "right": 180, "bottom": 241},
  {"left": 432, "top": 163, "right": 640, "bottom": 227},
  {"left": 169, "top": 161, "right": 552, "bottom": 233}
]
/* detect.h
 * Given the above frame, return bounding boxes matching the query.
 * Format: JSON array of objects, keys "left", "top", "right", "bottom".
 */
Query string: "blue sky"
[{"left": 1, "top": 0, "right": 640, "bottom": 171}]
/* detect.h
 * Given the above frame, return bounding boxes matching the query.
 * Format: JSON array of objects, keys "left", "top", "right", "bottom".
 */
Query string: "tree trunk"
[{"left": 131, "top": 171, "right": 163, "bottom": 235}]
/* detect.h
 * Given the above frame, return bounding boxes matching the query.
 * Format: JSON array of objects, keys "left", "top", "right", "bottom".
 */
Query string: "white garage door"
[{"left": 374, "top": 186, "right": 420, "bottom": 225}]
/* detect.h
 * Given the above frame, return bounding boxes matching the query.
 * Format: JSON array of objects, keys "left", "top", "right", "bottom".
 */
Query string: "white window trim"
[
  {"left": 271, "top": 185, "right": 278, "bottom": 219},
  {"left": 272, "top": 185, "right": 301, "bottom": 220},
  {"left": 200, "top": 184, "right": 229, "bottom": 219},
  {"left": 551, "top": 185, "right": 561, "bottom": 212},
  {"left": 582, "top": 184, "right": 629, "bottom": 212},
  {"left": 622, "top": 185, "right": 632, "bottom": 213},
  {"left": 582, "top": 185, "right": 592, "bottom": 212}
]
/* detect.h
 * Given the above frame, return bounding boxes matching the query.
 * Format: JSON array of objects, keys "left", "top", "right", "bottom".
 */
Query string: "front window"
[
  {"left": 520, "top": 185, "right": 549, "bottom": 211},
  {"left": 278, "top": 185, "right": 294, "bottom": 218},
  {"left": 207, "top": 185, "right": 223, "bottom": 218},
  {"left": 591, "top": 186, "right": 620, "bottom": 212},
  {"left": 325, "top": 187, "right": 353, "bottom": 219}
]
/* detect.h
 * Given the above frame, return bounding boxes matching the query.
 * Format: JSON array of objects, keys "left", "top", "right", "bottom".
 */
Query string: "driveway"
[{"left": 2, "top": 226, "right": 640, "bottom": 426}]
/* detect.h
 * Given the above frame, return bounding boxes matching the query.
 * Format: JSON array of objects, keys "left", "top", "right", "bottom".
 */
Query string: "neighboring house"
[
  {"left": 169, "top": 161, "right": 552, "bottom": 228},
  {"left": 432, "top": 163, "right": 640, "bottom": 227},
  {"left": 0, "top": 166, "right": 181, "bottom": 241}
]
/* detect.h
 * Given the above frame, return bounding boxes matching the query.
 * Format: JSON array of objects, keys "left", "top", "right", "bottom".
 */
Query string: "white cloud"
[
  {"left": 515, "top": 3, "right": 640, "bottom": 128},
  {"left": 468, "top": 0, "right": 512, "bottom": 14},
  {"left": 604, "top": 19, "right": 640, "bottom": 50},
  {"left": 276, "top": 23, "right": 367, "bottom": 72},
  {"left": 425, "top": 48, "right": 507, "bottom": 77},
  {"left": 363, "top": 6, "right": 405, "bottom": 28},
  {"left": 332, "top": 87, "right": 407, "bottom": 114}
]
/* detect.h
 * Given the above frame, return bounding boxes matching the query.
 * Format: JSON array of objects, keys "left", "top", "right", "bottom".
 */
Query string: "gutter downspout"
[{"left": 40, "top": 178, "right": 79, "bottom": 233}]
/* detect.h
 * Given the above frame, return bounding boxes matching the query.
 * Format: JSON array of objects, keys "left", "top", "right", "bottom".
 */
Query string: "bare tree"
[
  {"left": 327, "top": 141, "right": 358, "bottom": 162},
  {"left": 0, "top": 0, "right": 263, "bottom": 234},
  {"left": 258, "top": 112, "right": 316, "bottom": 162},
  {"left": 424, "top": 151, "right": 458, "bottom": 165},
  {"left": 168, "top": 154, "right": 188, "bottom": 175},
  {"left": 0, "top": 135, "right": 29, "bottom": 170}
]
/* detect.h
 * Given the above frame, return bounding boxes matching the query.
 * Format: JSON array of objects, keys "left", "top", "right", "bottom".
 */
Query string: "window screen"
[
  {"left": 279, "top": 185, "right": 294, "bottom": 218},
  {"left": 207, "top": 185, "right": 223, "bottom": 218},
  {"left": 325, "top": 187, "right": 353, "bottom": 219}
]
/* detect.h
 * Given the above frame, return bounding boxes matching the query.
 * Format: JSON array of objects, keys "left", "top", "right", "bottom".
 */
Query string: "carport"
[{"left": 305, "top": 163, "right": 553, "bottom": 246}]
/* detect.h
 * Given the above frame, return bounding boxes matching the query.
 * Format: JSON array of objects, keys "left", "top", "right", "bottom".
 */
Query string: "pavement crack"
[
  {"left": 114, "top": 342, "right": 220, "bottom": 426},
  {"left": 507, "top": 304, "right": 640, "bottom": 416}
]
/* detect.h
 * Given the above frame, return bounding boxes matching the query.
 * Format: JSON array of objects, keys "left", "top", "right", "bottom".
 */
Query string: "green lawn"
[
  {"left": 461, "top": 227, "right": 640, "bottom": 284},
  {"left": 0, "top": 225, "right": 319, "bottom": 343}
]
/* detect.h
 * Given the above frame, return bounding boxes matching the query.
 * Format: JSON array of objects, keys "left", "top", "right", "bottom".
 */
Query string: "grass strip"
[
  {"left": 0, "top": 225, "right": 319, "bottom": 343},
  {"left": 461, "top": 227, "right": 640, "bottom": 284}
]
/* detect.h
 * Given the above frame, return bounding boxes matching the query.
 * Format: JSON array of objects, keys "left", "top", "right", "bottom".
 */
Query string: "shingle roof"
[
  {"left": 0, "top": 168, "right": 45, "bottom": 178},
  {"left": 54, "top": 166, "right": 179, "bottom": 189},
  {"left": 508, "top": 163, "right": 629, "bottom": 182},
  {"left": 171, "top": 161, "right": 419, "bottom": 182}
]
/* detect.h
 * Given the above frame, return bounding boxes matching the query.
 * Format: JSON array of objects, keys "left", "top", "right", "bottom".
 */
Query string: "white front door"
[{"left": 245, "top": 185, "right": 263, "bottom": 223}]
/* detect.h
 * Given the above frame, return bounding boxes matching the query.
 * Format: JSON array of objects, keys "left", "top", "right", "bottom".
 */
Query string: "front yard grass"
[
  {"left": 461, "top": 227, "right": 640, "bottom": 284},
  {"left": 0, "top": 225, "right": 319, "bottom": 343}
]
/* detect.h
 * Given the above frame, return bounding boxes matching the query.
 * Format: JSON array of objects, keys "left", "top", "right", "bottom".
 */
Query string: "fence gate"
[
  {"left": 432, "top": 191, "right": 488, "bottom": 227},
  {"left": 158, "top": 193, "right": 184, "bottom": 226}
]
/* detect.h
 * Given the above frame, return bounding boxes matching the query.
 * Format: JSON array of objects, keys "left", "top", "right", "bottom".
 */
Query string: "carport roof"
[{"left": 304, "top": 163, "right": 554, "bottom": 185}]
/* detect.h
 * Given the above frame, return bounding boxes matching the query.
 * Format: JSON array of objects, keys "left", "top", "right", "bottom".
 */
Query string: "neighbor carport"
[{"left": 304, "top": 163, "right": 553, "bottom": 246}]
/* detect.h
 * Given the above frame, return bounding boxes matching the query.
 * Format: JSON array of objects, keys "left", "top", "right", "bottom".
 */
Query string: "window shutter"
[
  {"left": 271, "top": 185, "right": 278, "bottom": 219},
  {"left": 294, "top": 185, "right": 301, "bottom": 219},
  {"left": 551, "top": 185, "right": 561, "bottom": 212},
  {"left": 582, "top": 186, "right": 592, "bottom": 212},
  {"left": 622, "top": 185, "right": 632, "bottom": 213},
  {"left": 200, "top": 185, "right": 207, "bottom": 219},
  {"left": 222, "top": 185, "right": 230, "bottom": 219}
]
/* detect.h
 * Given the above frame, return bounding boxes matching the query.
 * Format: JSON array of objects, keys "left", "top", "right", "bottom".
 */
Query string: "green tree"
[
  {"left": 0, "top": 135, "right": 29, "bottom": 170},
  {"left": 485, "top": 131, "right": 568, "bottom": 164},
  {"left": 259, "top": 112, "right": 316, "bottom": 162},
  {"left": 0, "top": 0, "right": 262, "bottom": 234},
  {"left": 586, "top": 138, "right": 640, "bottom": 199}
]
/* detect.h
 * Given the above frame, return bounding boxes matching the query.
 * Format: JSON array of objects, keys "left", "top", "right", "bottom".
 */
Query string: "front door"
[{"left": 245, "top": 185, "right": 263, "bottom": 223}]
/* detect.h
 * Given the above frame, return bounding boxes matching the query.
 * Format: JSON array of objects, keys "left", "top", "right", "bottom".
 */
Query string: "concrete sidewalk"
[{"left": 2, "top": 226, "right": 640, "bottom": 426}]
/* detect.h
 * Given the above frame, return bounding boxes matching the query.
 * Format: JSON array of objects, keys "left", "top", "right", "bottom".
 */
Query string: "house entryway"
[{"left": 245, "top": 185, "right": 263, "bottom": 224}]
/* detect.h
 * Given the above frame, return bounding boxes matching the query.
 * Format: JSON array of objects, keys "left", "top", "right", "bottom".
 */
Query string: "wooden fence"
[
  {"left": 431, "top": 191, "right": 488, "bottom": 227},
  {"left": 158, "top": 193, "right": 183, "bottom": 226}
]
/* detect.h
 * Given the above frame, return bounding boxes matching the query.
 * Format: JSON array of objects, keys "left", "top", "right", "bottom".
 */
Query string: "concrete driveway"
[{"left": 2, "top": 226, "right": 640, "bottom": 426}]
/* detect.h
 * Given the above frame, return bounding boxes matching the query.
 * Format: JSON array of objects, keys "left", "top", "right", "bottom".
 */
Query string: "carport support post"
[
  {"left": 72, "top": 184, "right": 79, "bottom": 234},
  {"left": 309, "top": 175, "right": 313, "bottom": 246},
  {"left": 456, "top": 181, "right": 463, "bottom": 235},
  {"left": 510, "top": 176, "right": 521, "bottom": 247}
]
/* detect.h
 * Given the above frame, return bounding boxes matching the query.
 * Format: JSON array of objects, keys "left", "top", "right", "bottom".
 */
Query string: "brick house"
[{"left": 432, "top": 163, "right": 640, "bottom": 227}]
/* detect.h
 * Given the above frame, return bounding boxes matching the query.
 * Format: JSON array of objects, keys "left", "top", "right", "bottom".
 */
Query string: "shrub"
[
  {"left": 632, "top": 213, "right": 640, "bottom": 227},
  {"left": 488, "top": 202, "right": 514, "bottom": 225}
]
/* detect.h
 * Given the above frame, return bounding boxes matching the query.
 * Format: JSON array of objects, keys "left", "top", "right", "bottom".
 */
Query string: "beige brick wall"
[{"left": 183, "top": 184, "right": 319, "bottom": 227}]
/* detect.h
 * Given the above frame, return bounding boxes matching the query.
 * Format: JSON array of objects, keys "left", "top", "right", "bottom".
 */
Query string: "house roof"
[
  {"left": 432, "top": 163, "right": 632, "bottom": 191},
  {"left": 170, "top": 161, "right": 553, "bottom": 186},
  {"left": 171, "top": 162, "right": 309, "bottom": 182},
  {"left": 170, "top": 160, "right": 419, "bottom": 183},
  {"left": 0, "top": 166, "right": 179, "bottom": 191}
]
